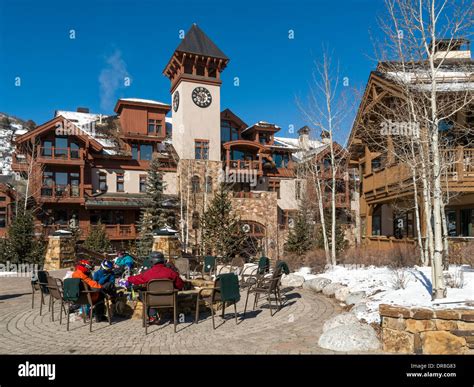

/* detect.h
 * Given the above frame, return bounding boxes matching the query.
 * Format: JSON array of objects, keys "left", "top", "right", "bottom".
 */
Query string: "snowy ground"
[{"left": 295, "top": 264, "right": 474, "bottom": 324}]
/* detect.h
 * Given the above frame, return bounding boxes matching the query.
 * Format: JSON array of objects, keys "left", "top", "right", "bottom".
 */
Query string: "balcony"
[
  {"left": 227, "top": 159, "right": 261, "bottom": 171},
  {"left": 34, "top": 223, "right": 137, "bottom": 240},
  {"left": 11, "top": 153, "right": 30, "bottom": 172},
  {"left": 322, "top": 193, "right": 349, "bottom": 208},
  {"left": 232, "top": 191, "right": 262, "bottom": 199},
  {"left": 40, "top": 184, "right": 83, "bottom": 203},
  {"left": 37, "top": 146, "right": 84, "bottom": 165}
]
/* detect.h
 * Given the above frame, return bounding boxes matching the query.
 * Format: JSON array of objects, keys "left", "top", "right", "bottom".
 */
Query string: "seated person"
[
  {"left": 93, "top": 260, "right": 116, "bottom": 293},
  {"left": 72, "top": 259, "right": 107, "bottom": 322},
  {"left": 114, "top": 251, "right": 134, "bottom": 275},
  {"left": 127, "top": 252, "right": 184, "bottom": 324}
]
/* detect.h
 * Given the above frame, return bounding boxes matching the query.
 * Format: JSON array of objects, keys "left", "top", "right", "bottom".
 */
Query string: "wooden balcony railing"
[
  {"left": 40, "top": 184, "right": 81, "bottom": 199},
  {"left": 38, "top": 146, "right": 83, "bottom": 161},
  {"left": 227, "top": 160, "right": 261, "bottom": 171},
  {"left": 34, "top": 223, "right": 137, "bottom": 240}
]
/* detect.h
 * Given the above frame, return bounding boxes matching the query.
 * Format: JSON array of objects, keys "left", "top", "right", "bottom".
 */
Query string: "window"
[
  {"left": 55, "top": 137, "right": 68, "bottom": 158},
  {"left": 148, "top": 119, "right": 162, "bottom": 135},
  {"left": 99, "top": 173, "right": 107, "bottom": 192},
  {"left": 0, "top": 196, "right": 6, "bottom": 202},
  {"left": 195, "top": 140, "right": 209, "bottom": 160},
  {"left": 116, "top": 173, "right": 124, "bottom": 192},
  {"left": 70, "top": 173, "right": 80, "bottom": 197},
  {"left": 131, "top": 144, "right": 139, "bottom": 160},
  {"left": 205, "top": 176, "right": 214, "bottom": 193},
  {"left": 191, "top": 176, "right": 200, "bottom": 193},
  {"left": 70, "top": 142, "right": 80, "bottom": 159},
  {"left": 372, "top": 205, "right": 382, "bottom": 236},
  {"left": 0, "top": 208, "right": 6, "bottom": 228},
  {"left": 446, "top": 210, "right": 457, "bottom": 236},
  {"left": 196, "top": 64, "right": 205, "bottom": 76},
  {"left": 42, "top": 141, "right": 53, "bottom": 157},
  {"left": 55, "top": 172, "right": 68, "bottom": 196},
  {"left": 41, "top": 171, "right": 54, "bottom": 196},
  {"left": 139, "top": 175, "right": 147, "bottom": 193},
  {"left": 140, "top": 144, "right": 153, "bottom": 161},
  {"left": 295, "top": 180, "right": 302, "bottom": 200},
  {"left": 269, "top": 180, "right": 280, "bottom": 199}
]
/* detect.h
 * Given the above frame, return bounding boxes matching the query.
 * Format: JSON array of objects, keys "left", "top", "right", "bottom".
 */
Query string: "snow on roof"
[
  {"left": 383, "top": 69, "right": 474, "bottom": 91},
  {"left": 119, "top": 98, "right": 170, "bottom": 106},
  {"left": 242, "top": 121, "right": 281, "bottom": 133},
  {"left": 55, "top": 110, "right": 117, "bottom": 155},
  {"left": 274, "top": 136, "right": 324, "bottom": 149}
]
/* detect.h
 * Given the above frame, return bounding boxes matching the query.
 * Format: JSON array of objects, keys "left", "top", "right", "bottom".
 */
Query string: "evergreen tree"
[
  {"left": 136, "top": 211, "right": 154, "bottom": 261},
  {"left": 146, "top": 157, "right": 174, "bottom": 228},
  {"left": 83, "top": 221, "right": 111, "bottom": 253},
  {"left": 201, "top": 185, "right": 246, "bottom": 262},
  {"left": 316, "top": 212, "right": 347, "bottom": 257},
  {"left": 285, "top": 204, "right": 314, "bottom": 255},
  {"left": 7, "top": 209, "right": 44, "bottom": 264}
]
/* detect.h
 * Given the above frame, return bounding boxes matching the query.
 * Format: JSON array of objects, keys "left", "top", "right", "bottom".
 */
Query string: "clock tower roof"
[{"left": 175, "top": 24, "right": 228, "bottom": 60}]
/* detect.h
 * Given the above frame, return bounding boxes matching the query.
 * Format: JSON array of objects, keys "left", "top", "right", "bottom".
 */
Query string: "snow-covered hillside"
[{"left": 0, "top": 113, "right": 30, "bottom": 175}]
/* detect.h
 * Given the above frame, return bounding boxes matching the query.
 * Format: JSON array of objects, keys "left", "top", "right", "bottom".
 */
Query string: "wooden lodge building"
[
  {"left": 2, "top": 24, "right": 353, "bottom": 259},
  {"left": 348, "top": 39, "right": 474, "bottom": 249}
]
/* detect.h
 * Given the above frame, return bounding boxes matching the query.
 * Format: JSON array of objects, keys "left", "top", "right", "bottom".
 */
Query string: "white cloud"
[{"left": 99, "top": 50, "right": 129, "bottom": 111}]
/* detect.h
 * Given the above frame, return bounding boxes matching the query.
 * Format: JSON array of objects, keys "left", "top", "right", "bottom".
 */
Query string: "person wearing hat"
[
  {"left": 93, "top": 260, "right": 116, "bottom": 291},
  {"left": 127, "top": 252, "right": 184, "bottom": 324},
  {"left": 114, "top": 250, "right": 134, "bottom": 274},
  {"left": 127, "top": 252, "right": 184, "bottom": 290},
  {"left": 72, "top": 259, "right": 107, "bottom": 322}
]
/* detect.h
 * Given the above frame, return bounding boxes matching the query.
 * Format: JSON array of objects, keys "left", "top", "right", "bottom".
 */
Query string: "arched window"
[
  {"left": 205, "top": 176, "right": 212, "bottom": 193},
  {"left": 191, "top": 176, "right": 200, "bottom": 193}
]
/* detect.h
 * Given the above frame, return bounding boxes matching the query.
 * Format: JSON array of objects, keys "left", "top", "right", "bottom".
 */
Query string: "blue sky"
[{"left": 0, "top": 0, "right": 388, "bottom": 143}]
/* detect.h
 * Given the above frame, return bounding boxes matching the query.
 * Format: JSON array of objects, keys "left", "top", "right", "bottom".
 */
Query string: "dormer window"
[{"left": 148, "top": 119, "right": 162, "bottom": 135}]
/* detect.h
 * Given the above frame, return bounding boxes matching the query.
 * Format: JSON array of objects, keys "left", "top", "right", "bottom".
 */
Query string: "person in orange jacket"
[{"left": 72, "top": 260, "right": 107, "bottom": 322}]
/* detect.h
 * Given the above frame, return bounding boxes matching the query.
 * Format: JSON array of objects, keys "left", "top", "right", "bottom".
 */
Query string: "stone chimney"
[
  {"left": 298, "top": 126, "right": 311, "bottom": 151},
  {"left": 321, "top": 129, "right": 331, "bottom": 144},
  {"left": 77, "top": 107, "right": 90, "bottom": 113}
]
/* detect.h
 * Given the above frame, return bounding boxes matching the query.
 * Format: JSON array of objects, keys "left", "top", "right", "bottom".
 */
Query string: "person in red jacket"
[
  {"left": 127, "top": 252, "right": 184, "bottom": 324},
  {"left": 128, "top": 252, "right": 184, "bottom": 290}
]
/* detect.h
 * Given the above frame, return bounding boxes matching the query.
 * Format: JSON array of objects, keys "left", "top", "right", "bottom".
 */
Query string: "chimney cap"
[
  {"left": 298, "top": 125, "right": 311, "bottom": 135},
  {"left": 77, "top": 107, "right": 90, "bottom": 113}
]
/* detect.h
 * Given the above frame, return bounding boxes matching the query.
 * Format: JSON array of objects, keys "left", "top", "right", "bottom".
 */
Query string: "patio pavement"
[{"left": 0, "top": 270, "right": 343, "bottom": 354}]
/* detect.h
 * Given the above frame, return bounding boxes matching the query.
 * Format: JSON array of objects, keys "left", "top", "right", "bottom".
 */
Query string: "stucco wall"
[
  {"left": 171, "top": 82, "right": 221, "bottom": 161},
  {"left": 278, "top": 178, "right": 301, "bottom": 210}
]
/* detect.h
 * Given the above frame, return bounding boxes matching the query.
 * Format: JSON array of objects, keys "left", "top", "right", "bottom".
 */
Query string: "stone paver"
[{"left": 0, "top": 271, "right": 343, "bottom": 354}]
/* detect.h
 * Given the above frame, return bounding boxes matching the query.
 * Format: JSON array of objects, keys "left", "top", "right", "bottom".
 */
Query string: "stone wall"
[
  {"left": 43, "top": 235, "right": 76, "bottom": 270},
  {"left": 380, "top": 304, "right": 474, "bottom": 354},
  {"left": 231, "top": 191, "right": 279, "bottom": 261},
  {"left": 152, "top": 235, "right": 181, "bottom": 259}
]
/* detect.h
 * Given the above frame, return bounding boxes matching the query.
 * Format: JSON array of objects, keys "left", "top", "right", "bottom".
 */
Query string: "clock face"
[
  {"left": 192, "top": 86, "right": 212, "bottom": 108},
  {"left": 173, "top": 91, "right": 179, "bottom": 112}
]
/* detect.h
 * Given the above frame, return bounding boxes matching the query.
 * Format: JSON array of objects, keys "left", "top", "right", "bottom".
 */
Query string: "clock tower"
[{"left": 163, "top": 24, "right": 229, "bottom": 161}]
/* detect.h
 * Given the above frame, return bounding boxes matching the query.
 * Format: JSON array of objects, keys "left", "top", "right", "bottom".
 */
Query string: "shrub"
[
  {"left": 341, "top": 244, "right": 419, "bottom": 268},
  {"left": 284, "top": 248, "right": 328, "bottom": 274}
]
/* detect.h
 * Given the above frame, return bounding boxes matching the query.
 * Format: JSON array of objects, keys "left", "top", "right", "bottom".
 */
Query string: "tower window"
[
  {"left": 195, "top": 140, "right": 209, "bottom": 160},
  {"left": 196, "top": 64, "right": 205, "bottom": 76},
  {"left": 191, "top": 176, "right": 200, "bottom": 193},
  {"left": 99, "top": 172, "right": 107, "bottom": 192},
  {"left": 139, "top": 175, "right": 147, "bottom": 193},
  {"left": 116, "top": 173, "right": 125, "bottom": 192},
  {"left": 205, "top": 176, "right": 213, "bottom": 193}
]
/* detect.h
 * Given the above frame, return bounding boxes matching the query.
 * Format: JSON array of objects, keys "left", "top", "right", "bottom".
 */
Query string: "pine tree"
[
  {"left": 285, "top": 204, "right": 314, "bottom": 255},
  {"left": 201, "top": 185, "right": 246, "bottom": 262},
  {"left": 146, "top": 157, "right": 174, "bottom": 228},
  {"left": 83, "top": 221, "right": 111, "bottom": 253},
  {"left": 7, "top": 209, "right": 45, "bottom": 264},
  {"left": 136, "top": 211, "right": 154, "bottom": 261}
]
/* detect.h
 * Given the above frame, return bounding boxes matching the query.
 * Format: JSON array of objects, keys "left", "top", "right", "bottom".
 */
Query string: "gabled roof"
[
  {"left": 221, "top": 108, "right": 248, "bottom": 130},
  {"left": 15, "top": 115, "right": 104, "bottom": 152},
  {"left": 175, "top": 24, "right": 228, "bottom": 60},
  {"left": 114, "top": 98, "right": 171, "bottom": 113}
]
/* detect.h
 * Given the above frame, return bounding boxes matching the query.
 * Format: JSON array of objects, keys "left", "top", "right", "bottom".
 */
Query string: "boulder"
[
  {"left": 305, "top": 277, "right": 331, "bottom": 292},
  {"left": 345, "top": 291, "right": 366, "bottom": 305},
  {"left": 318, "top": 323, "right": 381, "bottom": 352},
  {"left": 281, "top": 273, "right": 305, "bottom": 288},
  {"left": 351, "top": 302, "right": 368, "bottom": 317},
  {"left": 322, "top": 282, "right": 344, "bottom": 297},
  {"left": 322, "top": 312, "right": 360, "bottom": 333},
  {"left": 335, "top": 286, "right": 350, "bottom": 302}
]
